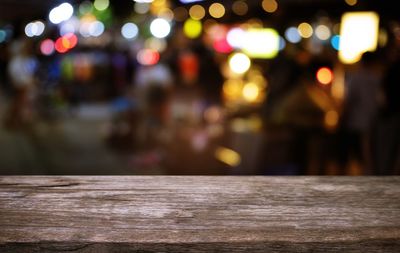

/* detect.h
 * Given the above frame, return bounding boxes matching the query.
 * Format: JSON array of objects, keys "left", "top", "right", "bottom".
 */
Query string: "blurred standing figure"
[
  {"left": 375, "top": 53, "right": 400, "bottom": 174},
  {"left": 339, "top": 52, "right": 383, "bottom": 174},
  {"left": 5, "top": 39, "right": 38, "bottom": 129}
]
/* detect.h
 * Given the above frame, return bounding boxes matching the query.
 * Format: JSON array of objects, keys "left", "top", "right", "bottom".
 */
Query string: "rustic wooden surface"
[{"left": 0, "top": 176, "right": 399, "bottom": 252}]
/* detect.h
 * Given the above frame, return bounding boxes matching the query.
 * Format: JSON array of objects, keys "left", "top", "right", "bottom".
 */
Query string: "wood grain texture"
[{"left": 0, "top": 176, "right": 399, "bottom": 252}]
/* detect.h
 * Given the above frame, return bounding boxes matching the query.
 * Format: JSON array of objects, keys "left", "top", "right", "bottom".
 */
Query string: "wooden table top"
[{"left": 1, "top": 176, "right": 399, "bottom": 252}]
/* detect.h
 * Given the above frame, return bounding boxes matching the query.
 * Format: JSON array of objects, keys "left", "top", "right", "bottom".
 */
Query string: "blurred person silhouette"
[
  {"left": 134, "top": 61, "right": 173, "bottom": 149},
  {"left": 374, "top": 48, "right": 400, "bottom": 174},
  {"left": 339, "top": 51, "right": 383, "bottom": 174},
  {"left": 4, "top": 39, "right": 38, "bottom": 129}
]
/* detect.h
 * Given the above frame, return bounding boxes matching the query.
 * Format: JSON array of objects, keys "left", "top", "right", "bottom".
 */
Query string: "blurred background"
[{"left": 0, "top": 0, "right": 399, "bottom": 175}]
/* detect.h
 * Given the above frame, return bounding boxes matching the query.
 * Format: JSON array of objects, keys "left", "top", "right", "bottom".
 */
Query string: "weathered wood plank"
[{"left": 0, "top": 176, "right": 399, "bottom": 252}]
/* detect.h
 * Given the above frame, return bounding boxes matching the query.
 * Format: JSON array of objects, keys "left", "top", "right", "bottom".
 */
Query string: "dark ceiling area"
[{"left": 0, "top": 0, "right": 396, "bottom": 23}]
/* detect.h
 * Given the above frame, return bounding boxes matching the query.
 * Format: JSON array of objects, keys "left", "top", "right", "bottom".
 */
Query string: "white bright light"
[
  {"left": 79, "top": 23, "right": 91, "bottom": 37},
  {"left": 121, "top": 23, "right": 139, "bottom": 39},
  {"left": 229, "top": 53, "right": 251, "bottom": 74},
  {"left": 60, "top": 23, "right": 75, "bottom": 36},
  {"left": 226, "top": 27, "right": 245, "bottom": 48},
  {"left": 242, "top": 28, "right": 280, "bottom": 59},
  {"left": 150, "top": 18, "right": 171, "bottom": 38},
  {"left": 59, "top": 17, "right": 79, "bottom": 36},
  {"left": 49, "top": 3, "right": 74, "bottom": 24},
  {"left": 89, "top": 21, "right": 105, "bottom": 37},
  {"left": 25, "top": 23, "right": 34, "bottom": 37},
  {"left": 25, "top": 21, "right": 45, "bottom": 37},
  {"left": 339, "top": 12, "right": 379, "bottom": 64}
]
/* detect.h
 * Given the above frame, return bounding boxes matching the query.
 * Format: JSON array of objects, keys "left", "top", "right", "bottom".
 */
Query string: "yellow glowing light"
[
  {"left": 183, "top": 18, "right": 202, "bottom": 39},
  {"left": 242, "top": 82, "right": 259, "bottom": 102},
  {"left": 324, "top": 110, "right": 339, "bottom": 129},
  {"left": 331, "top": 65, "right": 345, "bottom": 101},
  {"left": 215, "top": 147, "right": 241, "bottom": 167},
  {"left": 248, "top": 70, "right": 268, "bottom": 88},
  {"left": 242, "top": 28, "right": 279, "bottom": 59},
  {"left": 232, "top": 1, "right": 248, "bottom": 16},
  {"left": 209, "top": 3, "right": 225, "bottom": 19},
  {"left": 298, "top": 22, "right": 313, "bottom": 38},
  {"left": 316, "top": 67, "right": 333, "bottom": 85},
  {"left": 378, "top": 29, "right": 388, "bottom": 47},
  {"left": 150, "top": 0, "right": 168, "bottom": 15},
  {"left": 339, "top": 12, "right": 379, "bottom": 64},
  {"left": 262, "top": 0, "right": 278, "bottom": 13},
  {"left": 345, "top": 0, "right": 357, "bottom": 6},
  {"left": 93, "top": 0, "right": 109, "bottom": 11},
  {"left": 223, "top": 79, "right": 244, "bottom": 100},
  {"left": 152, "top": 0, "right": 166, "bottom": 7},
  {"left": 189, "top": 5, "right": 205, "bottom": 20},
  {"left": 228, "top": 53, "right": 251, "bottom": 74}
]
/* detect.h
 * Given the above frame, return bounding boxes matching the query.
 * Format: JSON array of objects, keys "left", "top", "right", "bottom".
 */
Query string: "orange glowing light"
[
  {"left": 316, "top": 67, "right": 333, "bottom": 85},
  {"left": 324, "top": 110, "right": 339, "bottom": 129},
  {"left": 55, "top": 37, "right": 68, "bottom": 53},
  {"left": 64, "top": 33, "right": 78, "bottom": 48}
]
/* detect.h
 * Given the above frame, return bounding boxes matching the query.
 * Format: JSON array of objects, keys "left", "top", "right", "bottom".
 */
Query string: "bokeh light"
[
  {"left": 262, "top": 0, "right": 278, "bottom": 13},
  {"left": 40, "top": 39, "right": 55, "bottom": 56},
  {"left": 49, "top": 3, "right": 74, "bottom": 24},
  {"left": 339, "top": 11, "right": 379, "bottom": 64},
  {"left": 345, "top": 0, "right": 358, "bottom": 6},
  {"left": 89, "top": 21, "right": 105, "bottom": 37},
  {"left": 213, "top": 37, "right": 233, "bottom": 54},
  {"left": 223, "top": 79, "right": 244, "bottom": 100},
  {"left": 145, "top": 37, "right": 167, "bottom": 52},
  {"left": 285, "top": 27, "right": 301, "bottom": 43},
  {"left": 25, "top": 21, "right": 45, "bottom": 37},
  {"left": 298, "top": 22, "right": 313, "bottom": 38},
  {"left": 55, "top": 37, "right": 68, "bottom": 53},
  {"left": 232, "top": 1, "right": 248, "bottom": 16},
  {"left": 215, "top": 147, "right": 241, "bottom": 167},
  {"left": 242, "top": 28, "right": 280, "bottom": 59},
  {"left": 229, "top": 53, "right": 251, "bottom": 74},
  {"left": 135, "top": 2, "right": 150, "bottom": 14},
  {"left": 279, "top": 36, "right": 286, "bottom": 51},
  {"left": 189, "top": 5, "right": 205, "bottom": 20},
  {"left": 316, "top": 67, "right": 333, "bottom": 85},
  {"left": 137, "top": 49, "right": 160, "bottom": 65},
  {"left": 121, "top": 23, "right": 139, "bottom": 40},
  {"left": 157, "top": 8, "right": 174, "bottom": 21},
  {"left": 331, "top": 35, "right": 340, "bottom": 50},
  {"left": 150, "top": 18, "right": 171, "bottom": 38},
  {"left": 183, "top": 19, "right": 202, "bottom": 39},
  {"left": 242, "top": 82, "right": 260, "bottom": 102},
  {"left": 209, "top": 3, "right": 225, "bottom": 19},
  {"left": 315, "top": 25, "right": 331, "bottom": 40},
  {"left": 226, "top": 27, "right": 245, "bottom": 48},
  {"left": 93, "top": 0, "right": 109, "bottom": 11},
  {"left": 173, "top": 7, "right": 188, "bottom": 22},
  {"left": 79, "top": 1, "right": 93, "bottom": 15}
]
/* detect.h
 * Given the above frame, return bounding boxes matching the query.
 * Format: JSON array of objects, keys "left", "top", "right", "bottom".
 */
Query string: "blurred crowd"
[{"left": 0, "top": 1, "right": 399, "bottom": 175}]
